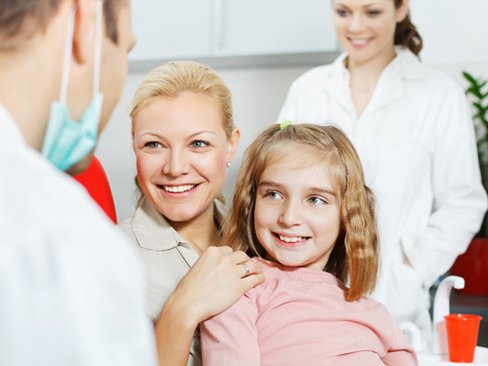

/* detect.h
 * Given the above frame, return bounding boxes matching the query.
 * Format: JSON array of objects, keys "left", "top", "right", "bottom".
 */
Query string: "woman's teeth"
[
  {"left": 163, "top": 184, "right": 195, "bottom": 193},
  {"left": 350, "top": 38, "right": 369, "bottom": 46}
]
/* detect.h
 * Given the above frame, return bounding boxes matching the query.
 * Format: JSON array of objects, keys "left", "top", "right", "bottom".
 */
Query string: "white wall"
[
  {"left": 96, "top": 0, "right": 488, "bottom": 221},
  {"left": 409, "top": 0, "right": 488, "bottom": 65}
]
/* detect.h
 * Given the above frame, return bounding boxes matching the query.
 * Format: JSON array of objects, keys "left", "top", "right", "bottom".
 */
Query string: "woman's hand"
[
  {"left": 171, "top": 245, "right": 264, "bottom": 324},
  {"left": 154, "top": 246, "right": 264, "bottom": 366}
]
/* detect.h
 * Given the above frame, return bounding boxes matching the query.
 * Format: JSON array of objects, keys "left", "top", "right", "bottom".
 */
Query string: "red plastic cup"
[{"left": 444, "top": 314, "right": 482, "bottom": 363}]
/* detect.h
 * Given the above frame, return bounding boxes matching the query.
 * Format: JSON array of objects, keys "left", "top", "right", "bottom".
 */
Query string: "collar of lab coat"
[
  {"left": 129, "top": 195, "right": 226, "bottom": 251},
  {"left": 322, "top": 47, "right": 426, "bottom": 115},
  {"left": 0, "top": 104, "right": 28, "bottom": 148}
]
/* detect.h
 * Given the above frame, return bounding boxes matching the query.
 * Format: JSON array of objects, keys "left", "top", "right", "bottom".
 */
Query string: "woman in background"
[
  {"left": 119, "top": 61, "right": 264, "bottom": 366},
  {"left": 278, "top": 0, "right": 487, "bottom": 342}
]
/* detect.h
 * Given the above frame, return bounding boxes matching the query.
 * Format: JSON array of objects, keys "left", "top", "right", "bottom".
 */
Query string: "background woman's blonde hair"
[
  {"left": 224, "top": 123, "right": 378, "bottom": 301},
  {"left": 130, "top": 60, "right": 235, "bottom": 137}
]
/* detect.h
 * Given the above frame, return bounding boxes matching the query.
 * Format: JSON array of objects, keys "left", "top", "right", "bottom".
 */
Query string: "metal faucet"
[{"left": 432, "top": 275, "right": 465, "bottom": 354}]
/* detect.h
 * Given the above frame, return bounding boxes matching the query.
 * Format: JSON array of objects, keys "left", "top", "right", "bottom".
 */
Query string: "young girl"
[{"left": 200, "top": 123, "right": 417, "bottom": 365}]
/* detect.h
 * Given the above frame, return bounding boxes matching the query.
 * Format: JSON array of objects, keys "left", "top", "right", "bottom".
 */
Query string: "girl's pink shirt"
[{"left": 201, "top": 258, "right": 417, "bottom": 366}]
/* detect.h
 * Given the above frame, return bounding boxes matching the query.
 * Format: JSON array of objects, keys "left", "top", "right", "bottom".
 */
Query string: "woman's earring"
[{"left": 226, "top": 161, "right": 231, "bottom": 168}]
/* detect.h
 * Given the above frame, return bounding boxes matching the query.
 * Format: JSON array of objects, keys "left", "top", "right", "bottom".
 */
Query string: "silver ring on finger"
[{"left": 243, "top": 261, "right": 251, "bottom": 276}]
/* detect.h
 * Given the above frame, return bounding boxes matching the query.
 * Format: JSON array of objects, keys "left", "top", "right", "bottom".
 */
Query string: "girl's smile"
[
  {"left": 273, "top": 232, "right": 311, "bottom": 247},
  {"left": 254, "top": 143, "right": 341, "bottom": 271}
]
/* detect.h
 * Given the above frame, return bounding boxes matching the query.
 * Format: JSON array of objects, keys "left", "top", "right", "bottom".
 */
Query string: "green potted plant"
[{"left": 450, "top": 71, "right": 488, "bottom": 295}]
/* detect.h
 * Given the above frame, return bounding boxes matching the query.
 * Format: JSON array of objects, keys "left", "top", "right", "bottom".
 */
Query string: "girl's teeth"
[
  {"left": 163, "top": 184, "right": 195, "bottom": 193},
  {"left": 279, "top": 235, "right": 305, "bottom": 243}
]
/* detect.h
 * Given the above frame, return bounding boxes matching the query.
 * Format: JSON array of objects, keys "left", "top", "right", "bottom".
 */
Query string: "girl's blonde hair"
[
  {"left": 130, "top": 60, "right": 235, "bottom": 137},
  {"left": 224, "top": 123, "right": 378, "bottom": 301}
]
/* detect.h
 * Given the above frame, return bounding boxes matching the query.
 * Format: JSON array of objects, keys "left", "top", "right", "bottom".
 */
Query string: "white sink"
[{"left": 418, "top": 347, "right": 488, "bottom": 365}]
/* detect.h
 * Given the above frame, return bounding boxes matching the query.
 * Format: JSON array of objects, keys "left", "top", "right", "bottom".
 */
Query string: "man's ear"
[{"left": 72, "top": 0, "right": 91, "bottom": 64}]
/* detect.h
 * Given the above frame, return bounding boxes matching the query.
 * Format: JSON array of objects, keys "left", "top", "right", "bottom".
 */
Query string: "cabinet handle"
[{"left": 214, "top": 0, "right": 225, "bottom": 50}]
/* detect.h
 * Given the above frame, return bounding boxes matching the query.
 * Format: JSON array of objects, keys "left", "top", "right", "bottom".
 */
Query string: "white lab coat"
[
  {"left": 278, "top": 47, "right": 487, "bottom": 332},
  {"left": 0, "top": 105, "right": 157, "bottom": 366}
]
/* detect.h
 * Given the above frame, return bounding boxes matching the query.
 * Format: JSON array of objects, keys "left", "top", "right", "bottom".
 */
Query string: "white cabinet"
[
  {"left": 211, "top": 0, "right": 336, "bottom": 56},
  {"left": 129, "top": 0, "right": 212, "bottom": 61},
  {"left": 129, "top": 0, "right": 337, "bottom": 62}
]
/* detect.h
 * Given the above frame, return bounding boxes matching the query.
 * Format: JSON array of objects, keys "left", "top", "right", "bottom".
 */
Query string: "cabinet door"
[
  {"left": 129, "top": 0, "right": 212, "bottom": 61},
  {"left": 410, "top": 0, "right": 488, "bottom": 63},
  {"left": 211, "top": 0, "right": 337, "bottom": 57}
]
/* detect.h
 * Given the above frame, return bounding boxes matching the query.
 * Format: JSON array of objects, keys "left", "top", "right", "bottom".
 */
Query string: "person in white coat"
[
  {"left": 0, "top": 0, "right": 156, "bottom": 364},
  {"left": 278, "top": 0, "right": 487, "bottom": 342}
]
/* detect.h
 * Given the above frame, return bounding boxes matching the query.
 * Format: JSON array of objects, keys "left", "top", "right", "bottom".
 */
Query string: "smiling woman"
[
  {"left": 118, "top": 61, "right": 264, "bottom": 366},
  {"left": 132, "top": 92, "right": 233, "bottom": 231}
]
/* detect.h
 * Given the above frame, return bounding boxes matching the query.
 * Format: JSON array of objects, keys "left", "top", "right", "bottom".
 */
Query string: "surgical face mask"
[{"left": 42, "top": 1, "right": 104, "bottom": 171}]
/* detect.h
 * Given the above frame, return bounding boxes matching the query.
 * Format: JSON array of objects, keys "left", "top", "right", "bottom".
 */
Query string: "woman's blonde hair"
[
  {"left": 224, "top": 123, "right": 378, "bottom": 301},
  {"left": 130, "top": 60, "right": 235, "bottom": 137},
  {"left": 130, "top": 60, "right": 235, "bottom": 206}
]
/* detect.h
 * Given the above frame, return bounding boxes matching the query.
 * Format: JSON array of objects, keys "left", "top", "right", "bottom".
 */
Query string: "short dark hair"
[
  {"left": 104, "top": 0, "right": 128, "bottom": 44},
  {"left": 0, "top": 0, "right": 62, "bottom": 45},
  {"left": 0, "top": 0, "right": 126, "bottom": 50}
]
